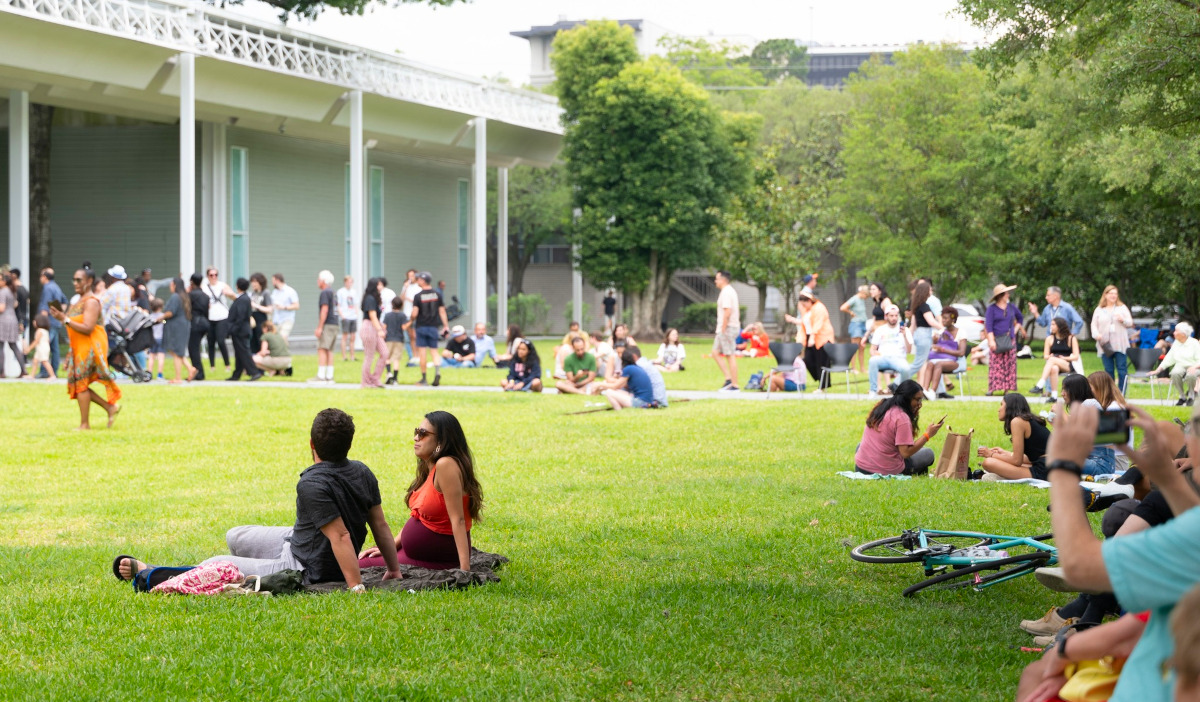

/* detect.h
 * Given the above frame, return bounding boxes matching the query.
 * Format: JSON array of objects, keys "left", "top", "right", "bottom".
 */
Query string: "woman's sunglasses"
[{"left": 414, "top": 427, "right": 436, "bottom": 440}]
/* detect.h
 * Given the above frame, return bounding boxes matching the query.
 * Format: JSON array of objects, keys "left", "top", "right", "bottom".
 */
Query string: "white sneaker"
[
  {"left": 924, "top": 389, "right": 936, "bottom": 401},
  {"left": 867, "top": 391, "right": 880, "bottom": 399}
]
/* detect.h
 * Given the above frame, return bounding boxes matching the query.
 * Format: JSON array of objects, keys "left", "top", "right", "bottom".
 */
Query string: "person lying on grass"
[
  {"left": 975, "top": 393, "right": 1050, "bottom": 481},
  {"left": 1014, "top": 402, "right": 1200, "bottom": 702},
  {"left": 358, "top": 410, "right": 483, "bottom": 572},
  {"left": 115, "top": 408, "right": 402, "bottom": 592},
  {"left": 854, "top": 379, "right": 943, "bottom": 476}
]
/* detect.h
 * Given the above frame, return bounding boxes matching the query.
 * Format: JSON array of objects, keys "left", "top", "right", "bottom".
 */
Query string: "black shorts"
[{"left": 1132, "top": 489, "right": 1173, "bottom": 528}]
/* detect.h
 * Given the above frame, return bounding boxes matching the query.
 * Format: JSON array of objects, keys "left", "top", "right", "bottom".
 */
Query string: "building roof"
[{"left": 511, "top": 19, "right": 643, "bottom": 39}]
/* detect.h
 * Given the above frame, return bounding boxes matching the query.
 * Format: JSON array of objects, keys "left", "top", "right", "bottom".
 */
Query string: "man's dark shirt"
[
  {"left": 227, "top": 293, "right": 251, "bottom": 335},
  {"left": 318, "top": 288, "right": 339, "bottom": 326},
  {"left": 414, "top": 289, "right": 444, "bottom": 327},
  {"left": 445, "top": 336, "right": 475, "bottom": 357},
  {"left": 290, "top": 459, "right": 381, "bottom": 584}
]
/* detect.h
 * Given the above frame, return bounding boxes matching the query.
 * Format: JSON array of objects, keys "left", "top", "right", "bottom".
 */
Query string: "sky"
[{"left": 230, "top": 0, "right": 992, "bottom": 86}]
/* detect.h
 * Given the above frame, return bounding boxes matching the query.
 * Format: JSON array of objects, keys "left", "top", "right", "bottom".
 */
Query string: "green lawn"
[
  {"left": 1, "top": 383, "right": 1185, "bottom": 700},
  {"left": 185, "top": 338, "right": 1175, "bottom": 400}
]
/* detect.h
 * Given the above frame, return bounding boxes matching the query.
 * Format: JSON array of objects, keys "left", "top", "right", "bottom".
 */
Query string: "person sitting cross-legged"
[
  {"left": 440, "top": 325, "right": 477, "bottom": 368},
  {"left": 631, "top": 345, "right": 668, "bottom": 407},
  {"left": 867, "top": 304, "right": 912, "bottom": 398},
  {"left": 500, "top": 338, "right": 542, "bottom": 392},
  {"left": 975, "top": 393, "right": 1050, "bottom": 480},
  {"left": 555, "top": 335, "right": 597, "bottom": 395},
  {"left": 114, "top": 409, "right": 402, "bottom": 591},
  {"left": 597, "top": 347, "right": 660, "bottom": 410},
  {"left": 854, "top": 379, "right": 943, "bottom": 476}
]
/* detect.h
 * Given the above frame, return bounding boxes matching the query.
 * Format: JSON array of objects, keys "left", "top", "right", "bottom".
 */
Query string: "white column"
[
  {"left": 179, "top": 53, "right": 196, "bottom": 276},
  {"left": 572, "top": 244, "right": 583, "bottom": 327},
  {"left": 200, "top": 123, "right": 214, "bottom": 268},
  {"left": 496, "top": 166, "right": 508, "bottom": 335},
  {"left": 472, "top": 117, "right": 487, "bottom": 325},
  {"left": 8, "top": 91, "right": 29, "bottom": 280},
  {"left": 210, "top": 124, "right": 228, "bottom": 275},
  {"left": 348, "top": 90, "right": 365, "bottom": 290}
]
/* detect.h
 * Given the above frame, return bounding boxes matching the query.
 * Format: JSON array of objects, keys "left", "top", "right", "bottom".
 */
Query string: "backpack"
[{"left": 744, "top": 371, "right": 764, "bottom": 391}]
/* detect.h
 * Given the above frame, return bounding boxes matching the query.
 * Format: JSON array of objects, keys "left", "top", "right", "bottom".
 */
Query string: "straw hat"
[{"left": 990, "top": 283, "right": 1017, "bottom": 302}]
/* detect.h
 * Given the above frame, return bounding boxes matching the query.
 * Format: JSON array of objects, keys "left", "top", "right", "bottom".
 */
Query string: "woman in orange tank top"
[{"left": 358, "top": 410, "right": 484, "bottom": 571}]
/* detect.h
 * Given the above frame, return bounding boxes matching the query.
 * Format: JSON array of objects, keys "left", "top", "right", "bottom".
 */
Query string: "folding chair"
[
  {"left": 766, "top": 342, "right": 805, "bottom": 397},
  {"left": 1126, "top": 347, "right": 1170, "bottom": 400},
  {"left": 819, "top": 342, "right": 860, "bottom": 394}
]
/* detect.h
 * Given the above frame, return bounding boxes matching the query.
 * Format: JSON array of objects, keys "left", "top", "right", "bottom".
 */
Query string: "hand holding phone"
[{"left": 1095, "top": 409, "right": 1132, "bottom": 446}]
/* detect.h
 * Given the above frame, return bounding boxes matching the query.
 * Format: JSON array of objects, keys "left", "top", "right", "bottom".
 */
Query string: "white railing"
[{"left": 0, "top": 0, "right": 563, "bottom": 134}]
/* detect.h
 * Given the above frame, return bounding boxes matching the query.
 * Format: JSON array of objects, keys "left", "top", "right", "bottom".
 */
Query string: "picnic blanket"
[
  {"left": 836, "top": 471, "right": 912, "bottom": 481},
  {"left": 304, "top": 548, "right": 508, "bottom": 593}
]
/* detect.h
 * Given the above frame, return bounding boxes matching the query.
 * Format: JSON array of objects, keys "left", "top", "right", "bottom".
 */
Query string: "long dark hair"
[
  {"left": 1051, "top": 317, "right": 1071, "bottom": 342},
  {"left": 407, "top": 410, "right": 484, "bottom": 522},
  {"left": 911, "top": 281, "right": 931, "bottom": 314},
  {"left": 516, "top": 338, "right": 540, "bottom": 366},
  {"left": 1061, "top": 374, "right": 1094, "bottom": 405},
  {"left": 867, "top": 379, "right": 923, "bottom": 435},
  {"left": 1002, "top": 392, "right": 1045, "bottom": 435},
  {"left": 361, "top": 277, "right": 380, "bottom": 316},
  {"left": 870, "top": 282, "right": 888, "bottom": 303},
  {"left": 172, "top": 277, "right": 191, "bottom": 320}
]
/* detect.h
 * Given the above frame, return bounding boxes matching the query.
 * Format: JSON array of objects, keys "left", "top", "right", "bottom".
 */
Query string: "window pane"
[
  {"left": 457, "top": 179, "right": 470, "bottom": 246},
  {"left": 230, "top": 148, "right": 247, "bottom": 233},
  {"left": 458, "top": 248, "right": 469, "bottom": 313},
  {"left": 370, "top": 243, "right": 382, "bottom": 277},
  {"left": 344, "top": 164, "right": 350, "bottom": 273},
  {"left": 231, "top": 234, "right": 248, "bottom": 281},
  {"left": 370, "top": 167, "right": 384, "bottom": 244}
]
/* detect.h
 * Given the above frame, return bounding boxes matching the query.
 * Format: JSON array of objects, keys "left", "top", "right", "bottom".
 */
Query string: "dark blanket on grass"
[{"left": 304, "top": 548, "right": 507, "bottom": 593}]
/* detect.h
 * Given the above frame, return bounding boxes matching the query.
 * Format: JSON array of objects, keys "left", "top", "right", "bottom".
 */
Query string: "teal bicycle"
[{"left": 850, "top": 528, "right": 1058, "bottom": 597}]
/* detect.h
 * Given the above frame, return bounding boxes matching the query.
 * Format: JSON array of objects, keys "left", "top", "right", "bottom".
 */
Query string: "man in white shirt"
[
  {"left": 401, "top": 269, "right": 422, "bottom": 364},
  {"left": 712, "top": 270, "right": 740, "bottom": 391},
  {"left": 270, "top": 273, "right": 300, "bottom": 339},
  {"left": 100, "top": 265, "right": 133, "bottom": 326},
  {"left": 867, "top": 305, "right": 913, "bottom": 397},
  {"left": 1154, "top": 322, "right": 1200, "bottom": 406},
  {"left": 203, "top": 267, "right": 237, "bottom": 372},
  {"left": 471, "top": 322, "right": 497, "bottom": 365},
  {"left": 335, "top": 275, "right": 359, "bottom": 362},
  {"left": 379, "top": 277, "right": 397, "bottom": 316}
]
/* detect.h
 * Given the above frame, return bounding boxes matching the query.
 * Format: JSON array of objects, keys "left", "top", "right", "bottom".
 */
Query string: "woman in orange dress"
[{"left": 48, "top": 268, "right": 121, "bottom": 430}]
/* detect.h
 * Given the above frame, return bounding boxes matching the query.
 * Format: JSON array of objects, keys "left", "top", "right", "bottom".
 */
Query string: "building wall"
[
  {"left": 520, "top": 263, "right": 607, "bottom": 335},
  {"left": 0, "top": 119, "right": 9, "bottom": 263},
  {"left": 226, "top": 128, "right": 467, "bottom": 331}
]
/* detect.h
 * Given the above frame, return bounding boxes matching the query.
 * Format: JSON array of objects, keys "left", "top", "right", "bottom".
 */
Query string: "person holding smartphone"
[
  {"left": 854, "top": 379, "right": 944, "bottom": 475},
  {"left": 976, "top": 393, "right": 1051, "bottom": 480}
]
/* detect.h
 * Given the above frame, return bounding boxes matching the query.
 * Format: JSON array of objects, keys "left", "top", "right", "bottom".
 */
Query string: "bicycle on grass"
[{"left": 850, "top": 528, "right": 1058, "bottom": 597}]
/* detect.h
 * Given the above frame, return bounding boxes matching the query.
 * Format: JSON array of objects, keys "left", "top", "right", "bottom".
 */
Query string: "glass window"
[
  {"left": 230, "top": 147, "right": 249, "bottom": 280},
  {"left": 369, "top": 166, "right": 384, "bottom": 278},
  {"left": 344, "top": 163, "right": 350, "bottom": 272},
  {"left": 457, "top": 178, "right": 470, "bottom": 312}
]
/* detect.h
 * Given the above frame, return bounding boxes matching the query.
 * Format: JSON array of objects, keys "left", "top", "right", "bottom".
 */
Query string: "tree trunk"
[
  {"left": 29, "top": 104, "right": 54, "bottom": 303},
  {"left": 628, "top": 251, "right": 672, "bottom": 340}
]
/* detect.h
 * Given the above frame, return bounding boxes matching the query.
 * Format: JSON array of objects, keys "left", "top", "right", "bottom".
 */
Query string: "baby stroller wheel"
[{"left": 138, "top": 370, "right": 153, "bottom": 383}]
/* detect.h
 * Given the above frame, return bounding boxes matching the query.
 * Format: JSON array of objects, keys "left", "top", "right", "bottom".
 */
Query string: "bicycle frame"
[{"left": 911, "top": 529, "right": 1058, "bottom": 585}]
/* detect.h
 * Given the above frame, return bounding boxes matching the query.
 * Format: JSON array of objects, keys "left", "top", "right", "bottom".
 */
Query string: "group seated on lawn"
[{"left": 114, "top": 408, "right": 484, "bottom": 592}]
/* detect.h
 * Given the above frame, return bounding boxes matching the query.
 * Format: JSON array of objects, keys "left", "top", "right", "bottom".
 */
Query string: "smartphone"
[
  {"left": 48, "top": 300, "right": 63, "bottom": 312},
  {"left": 1095, "top": 409, "right": 1132, "bottom": 445}
]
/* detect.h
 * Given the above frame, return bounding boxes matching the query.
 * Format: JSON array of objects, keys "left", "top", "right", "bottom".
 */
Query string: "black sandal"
[{"left": 111, "top": 554, "right": 138, "bottom": 581}]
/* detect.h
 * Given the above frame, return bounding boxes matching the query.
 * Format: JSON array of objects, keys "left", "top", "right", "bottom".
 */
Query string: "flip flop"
[{"left": 111, "top": 554, "right": 138, "bottom": 581}]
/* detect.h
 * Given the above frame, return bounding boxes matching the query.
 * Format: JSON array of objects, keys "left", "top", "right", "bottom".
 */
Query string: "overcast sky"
[{"left": 231, "top": 0, "right": 990, "bottom": 85}]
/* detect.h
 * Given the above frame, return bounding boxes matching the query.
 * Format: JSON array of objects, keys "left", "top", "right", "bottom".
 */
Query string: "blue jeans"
[
  {"left": 441, "top": 358, "right": 477, "bottom": 368},
  {"left": 1101, "top": 352, "right": 1128, "bottom": 392},
  {"left": 1083, "top": 446, "right": 1117, "bottom": 476},
  {"left": 869, "top": 356, "right": 911, "bottom": 392},
  {"left": 910, "top": 326, "right": 932, "bottom": 378}
]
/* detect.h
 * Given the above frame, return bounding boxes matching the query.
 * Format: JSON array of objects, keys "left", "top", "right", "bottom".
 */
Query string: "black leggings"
[
  {"left": 188, "top": 325, "right": 207, "bottom": 380},
  {"left": 2, "top": 340, "right": 25, "bottom": 377},
  {"left": 206, "top": 319, "right": 229, "bottom": 367}
]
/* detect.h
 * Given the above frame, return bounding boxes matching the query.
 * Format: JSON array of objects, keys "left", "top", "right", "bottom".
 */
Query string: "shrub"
[
  {"left": 564, "top": 301, "right": 590, "bottom": 328},
  {"left": 674, "top": 302, "right": 748, "bottom": 333},
  {"left": 487, "top": 293, "right": 551, "bottom": 334}
]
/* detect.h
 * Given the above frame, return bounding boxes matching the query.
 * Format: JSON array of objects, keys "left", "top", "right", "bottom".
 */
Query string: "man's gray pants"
[{"left": 199, "top": 525, "right": 303, "bottom": 576}]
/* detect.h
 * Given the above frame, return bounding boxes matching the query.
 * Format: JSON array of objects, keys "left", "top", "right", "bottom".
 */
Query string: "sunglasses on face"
[
  {"left": 208, "top": 273, "right": 218, "bottom": 277},
  {"left": 414, "top": 427, "right": 436, "bottom": 440}
]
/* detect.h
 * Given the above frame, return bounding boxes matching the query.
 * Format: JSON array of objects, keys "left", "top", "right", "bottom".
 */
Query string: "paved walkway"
[{"left": 3, "top": 376, "right": 1182, "bottom": 407}]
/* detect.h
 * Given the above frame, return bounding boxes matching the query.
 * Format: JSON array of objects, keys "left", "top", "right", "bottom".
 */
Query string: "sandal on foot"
[{"left": 112, "top": 554, "right": 140, "bottom": 581}]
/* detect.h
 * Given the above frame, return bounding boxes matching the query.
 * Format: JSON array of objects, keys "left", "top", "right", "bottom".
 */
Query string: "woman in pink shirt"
[{"left": 854, "top": 380, "right": 945, "bottom": 475}]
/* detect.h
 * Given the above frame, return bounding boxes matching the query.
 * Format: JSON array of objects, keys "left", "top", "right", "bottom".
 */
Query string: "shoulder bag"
[{"left": 993, "top": 306, "right": 1014, "bottom": 354}]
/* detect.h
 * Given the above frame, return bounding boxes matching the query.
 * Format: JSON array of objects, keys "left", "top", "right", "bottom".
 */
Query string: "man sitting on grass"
[
  {"left": 441, "top": 325, "right": 477, "bottom": 368},
  {"left": 114, "top": 409, "right": 402, "bottom": 591},
  {"left": 631, "top": 345, "right": 668, "bottom": 407},
  {"left": 597, "top": 347, "right": 660, "bottom": 410},
  {"left": 555, "top": 335, "right": 597, "bottom": 395}
]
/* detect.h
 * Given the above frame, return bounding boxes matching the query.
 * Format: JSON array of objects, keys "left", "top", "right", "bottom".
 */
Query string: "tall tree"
[
  {"left": 658, "top": 36, "right": 766, "bottom": 89},
  {"left": 486, "top": 163, "right": 572, "bottom": 295},
  {"left": 553, "top": 22, "right": 754, "bottom": 336},
  {"left": 743, "top": 39, "right": 809, "bottom": 84},
  {"left": 835, "top": 44, "right": 994, "bottom": 304}
]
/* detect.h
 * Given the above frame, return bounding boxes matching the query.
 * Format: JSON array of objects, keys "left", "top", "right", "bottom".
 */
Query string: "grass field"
[
  {"left": 0, "top": 382, "right": 1186, "bottom": 701},
  {"left": 165, "top": 337, "right": 1178, "bottom": 401}
]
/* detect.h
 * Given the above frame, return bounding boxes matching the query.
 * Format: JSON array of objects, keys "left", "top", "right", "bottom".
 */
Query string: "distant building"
[
  {"left": 511, "top": 18, "right": 672, "bottom": 89},
  {"left": 804, "top": 42, "right": 984, "bottom": 88}
]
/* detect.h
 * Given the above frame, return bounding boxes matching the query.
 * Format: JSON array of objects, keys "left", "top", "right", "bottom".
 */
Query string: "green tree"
[
  {"left": 550, "top": 20, "right": 641, "bottom": 123},
  {"left": 836, "top": 44, "right": 995, "bottom": 304},
  {"left": 486, "top": 164, "right": 572, "bottom": 295},
  {"left": 744, "top": 39, "right": 809, "bottom": 84},
  {"left": 553, "top": 22, "right": 755, "bottom": 336},
  {"left": 658, "top": 36, "right": 766, "bottom": 89}
]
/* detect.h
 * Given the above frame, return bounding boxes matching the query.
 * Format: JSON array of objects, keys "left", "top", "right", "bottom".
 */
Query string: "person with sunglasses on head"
[
  {"left": 115, "top": 409, "right": 402, "bottom": 590},
  {"left": 201, "top": 267, "right": 236, "bottom": 374},
  {"left": 854, "top": 379, "right": 943, "bottom": 476},
  {"left": 358, "top": 411, "right": 483, "bottom": 572}
]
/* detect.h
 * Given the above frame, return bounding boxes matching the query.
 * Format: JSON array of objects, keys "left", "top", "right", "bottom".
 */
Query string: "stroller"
[
  {"left": 106, "top": 308, "right": 155, "bottom": 383},
  {"left": 445, "top": 295, "right": 464, "bottom": 323}
]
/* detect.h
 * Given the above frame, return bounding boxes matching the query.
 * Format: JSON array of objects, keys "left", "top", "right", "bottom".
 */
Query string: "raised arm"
[{"left": 1044, "top": 403, "right": 1110, "bottom": 592}]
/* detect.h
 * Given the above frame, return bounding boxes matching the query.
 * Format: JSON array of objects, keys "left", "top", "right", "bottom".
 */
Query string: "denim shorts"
[
  {"left": 414, "top": 326, "right": 440, "bottom": 348},
  {"left": 848, "top": 320, "right": 867, "bottom": 339},
  {"left": 783, "top": 379, "right": 799, "bottom": 392},
  {"left": 632, "top": 396, "right": 652, "bottom": 408},
  {"left": 150, "top": 339, "right": 164, "bottom": 354}
]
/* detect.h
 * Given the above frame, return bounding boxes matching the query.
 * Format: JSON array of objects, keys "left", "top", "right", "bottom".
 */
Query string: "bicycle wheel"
[
  {"left": 850, "top": 532, "right": 990, "bottom": 564},
  {"left": 902, "top": 552, "right": 1051, "bottom": 597}
]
